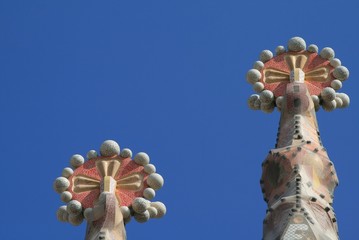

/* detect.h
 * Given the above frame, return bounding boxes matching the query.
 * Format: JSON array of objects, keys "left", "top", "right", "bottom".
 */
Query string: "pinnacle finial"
[
  {"left": 246, "top": 36, "right": 350, "bottom": 113},
  {"left": 54, "top": 139, "right": 166, "bottom": 238}
]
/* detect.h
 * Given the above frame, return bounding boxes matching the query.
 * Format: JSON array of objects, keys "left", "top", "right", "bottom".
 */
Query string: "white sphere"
[
  {"left": 100, "top": 140, "right": 120, "bottom": 157},
  {"left": 147, "top": 207, "right": 158, "bottom": 218},
  {"left": 124, "top": 215, "right": 131, "bottom": 224},
  {"left": 61, "top": 191, "right": 73, "bottom": 203},
  {"left": 248, "top": 94, "right": 259, "bottom": 107},
  {"left": 120, "top": 148, "right": 132, "bottom": 158},
  {"left": 143, "top": 188, "right": 156, "bottom": 200},
  {"left": 260, "top": 90, "right": 274, "bottom": 103},
  {"left": 246, "top": 69, "right": 261, "bottom": 84},
  {"left": 70, "top": 154, "right": 85, "bottom": 169},
  {"left": 63, "top": 211, "right": 69, "bottom": 222},
  {"left": 275, "top": 45, "right": 286, "bottom": 55},
  {"left": 120, "top": 206, "right": 131, "bottom": 218},
  {"left": 337, "top": 93, "right": 350, "bottom": 108},
  {"left": 247, "top": 97, "right": 256, "bottom": 110},
  {"left": 322, "top": 99, "right": 337, "bottom": 112},
  {"left": 54, "top": 177, "right": 70, "bottom": 193},
  {"left": 83, "top": 208, "right": 93, "bottom": 221},
  {"left": 330, "top": 58, "right": 341, "bottom": 68},
  {"left": 134, "top": 211, "right": 150, "bottom": 223},
  {"left": 132, "top": 197, "right": 150, "bottom": 213},
  {"left": 321, "top": 87, "right": 336, "bottom": 102},
  {"left": 57, "top": 206, "right": 68, "bottom": 222},
  {"left": 307, "top": 44, "right": 318, "bottom": 53},
  {"left": 134, "top": 152, "right": 150, "bottom": 166},
  {"left": 147, "top": 173, "right": 164, "bottom": 190},
  {"left": 288, "top": 37, "right": 306, "bottom": 52},
  {"left": 151, "top": 202, "right": 167, "bottom": 218},
  {"left": 62, "top": 167, "right": 74, "bottom": 178},
  {"left": 69, "top": 213, "right": 84, "bottom": 226},
  {"left": 87, "top": 150, "right": 98, "bottom": 159},
  {"left": 261, "top": 102, "right": 275, "bottom": 113},
  {"left": 253, "top": 61, "right": 264, "bottom": 71},
  {"left": 253, "top": 82, "right": 265, "bottom": 93},
  {"left": 311, "top": 95, "right": 320, "bottom": 111},
  {"left": 144, "top": 164, "right": 156, "bottom": 174},
  {"left": 260, "top": 50, "right": 273, "bottom": 63},
  {"left": 320, "top": 47, "right": 335, "bottom": 59},
  {"left": 335, "top": 97, "right": 343, "bottom": 108},
  {"left": 254, "top": 99, "right": 261, "bottom": 110},
  {"left": 275, "top": 96, "right": 284, "bottom": 109},
  {"left": 333, "top": 66, "right": 349, "bottom": 81},
  {"left": 67, "top": 200, "right": 82, "bottom": 215},
  {"left": 331, "top": 80, "right": 342, "bottom": 90}
]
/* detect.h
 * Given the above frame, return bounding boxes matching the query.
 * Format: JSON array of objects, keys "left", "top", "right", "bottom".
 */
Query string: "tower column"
[{"left": 246, "top": 37, "right": 350, "bottom": 239}]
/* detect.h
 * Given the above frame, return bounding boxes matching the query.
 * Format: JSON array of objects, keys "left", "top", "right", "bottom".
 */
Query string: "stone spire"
[
  {"left": 54, "top": 140, "right": 166, "bottom": 240},
  {"left": 246, "top": 37, "right": 350, "bottom": 239}
]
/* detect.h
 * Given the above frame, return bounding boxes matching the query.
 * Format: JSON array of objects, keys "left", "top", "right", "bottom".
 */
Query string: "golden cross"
[
  {"left": 72, "top": 159, "right": 144, "bottom": 203},
  {"left": 263, "top": 54, "right": 330, "bottom": 84}
]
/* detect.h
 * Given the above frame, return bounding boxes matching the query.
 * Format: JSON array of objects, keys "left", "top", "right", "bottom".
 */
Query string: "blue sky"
[{"left": 0, "top": 0, "right": 358, "bottom": 239}]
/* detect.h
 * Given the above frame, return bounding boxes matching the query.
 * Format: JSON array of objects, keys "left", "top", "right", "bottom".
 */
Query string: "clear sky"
[{"left": 0, "top": 0, "right": 358, "bottom": 239}]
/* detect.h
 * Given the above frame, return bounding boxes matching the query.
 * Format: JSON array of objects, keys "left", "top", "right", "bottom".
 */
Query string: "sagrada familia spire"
[
  {"left": 52, "top": 36, "right": 350, "bottom": 240},
  {"left": 53, "top": 140, "right": 166, "bottom": 240},
  {"left": 246, "top": 37, "right": 350, "bottom": 239}
]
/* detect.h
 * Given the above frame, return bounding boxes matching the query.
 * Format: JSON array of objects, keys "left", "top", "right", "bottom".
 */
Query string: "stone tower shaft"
[
  {"left": 246, "top": 36, "right": 350, "bottom": 239},
  {"left": 261, "top": 82, "right": 339, "bottom": 239}
]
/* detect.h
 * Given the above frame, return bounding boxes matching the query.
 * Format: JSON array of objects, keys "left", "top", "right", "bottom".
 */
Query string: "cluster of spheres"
[
  {"left": 246, "top": 37, "right": 350, "bottom": 113},
  {"left": 53, "top": 140, "right": 166, "bottom": 226}
]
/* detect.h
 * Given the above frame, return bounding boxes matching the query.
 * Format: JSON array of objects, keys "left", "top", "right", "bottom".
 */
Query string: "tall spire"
[
  {"left": 246, "top": 37, "right": 350, "bottom": 239},
  {"left": 53, "top": 140, "right": 166, "bottom": 240}
]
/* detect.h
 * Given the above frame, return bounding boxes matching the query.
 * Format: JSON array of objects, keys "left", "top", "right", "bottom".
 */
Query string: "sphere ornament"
[
  {"left": 57, "top": 206, "right": 68, "bottom": 222},
  {"left": 53, "top": 139, "right": 166, "bottom": 227},
  {"left": 53, "top": 177, "right": 70, "bottom": 193},
  {"left": 134, "top": 152, "right": 150, "bottom": 166},
  {"left": 62, "top": 167, "right": 73, "bottom": 178},
  {"left": 61, "top": 191, "right": 73, "bottom": 203},
  {"left": 246, "top": 69, "right": 262, "bottom": 84},
  {"left": 253, "top": 82, "right": 265, "bottom": 93},
  {"left": 150, "top": 202, "right": 167, "bottom": 218},
  {"left": 260, "top": 50, "right": 273, "bottom": 63},
  {"left": 246, "top": 36, "right": 350, "bottom": 112},
  {"left": 275, "top": 46, "right": 286, "bottom": 55},
  {"left": 307, "top": 44, "right": 318, "bottom": 53},
  {"left": 134, "top": 211, "right": 150, "bottom": 223},
  {"left": 132, "top": 197, "right": 150, "bottom": 213},
  {"left": 70, "top": 154, "right": 84, "bottom": 169},
  {"left": 287, "top": 37, "right": 306, "bottom": 52},
  {"left": 100, "top": 140, "right": 120, "bottom": 157}
]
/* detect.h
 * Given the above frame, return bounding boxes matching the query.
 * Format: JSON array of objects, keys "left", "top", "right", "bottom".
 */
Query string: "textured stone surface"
[
  {"left": 134, "top": 152, "right": 150, "bottom": 166},
  {"left": 320, "top": 47, "right": 335, "bottom": 59},
  {"left": 147, "top": 173, "right": 164, "bottom": 190},
  {"left": 260, "top": 50, "right": 273, "bottom": 63},
  {"left": 288, "top": 37, "right": 306, "bottom": 52},
  {"left": 70, "top": 154, "right": 85, "bottom": 168},
  {"left": 261, "top": 52, "right": 333, "bottom": 97},
  {"left": 307, "top": 44, "right": 318, "bottom": 53},
  {"left": 261, "top": 83, "right": 339, "bottom": 239},
  {"left": 253, "top": 61, "right": 264, "bottom": 70},
  {"left": 100, "top": 140, "right": 120, "bottom": 157},
  {"left": 151, "top": 202, "right": 167, "bottom": 218},
  {"left": 333, "top": 66, "right": 349, "bottom": 81},
  {"left": 68, "top": 156, "right": 147, "bottom": 208},
  {"left": 275, "top": 45, "right": 286, "bottom": 55},
  {"left": 53, "top": 177, "right": 70, "bottom": 193},
  {"left": 132, "top": 197, "right": 150, "bottom": 213},
  {"left": 246, "top": 69, "right": 262, "bottom": 84}
]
